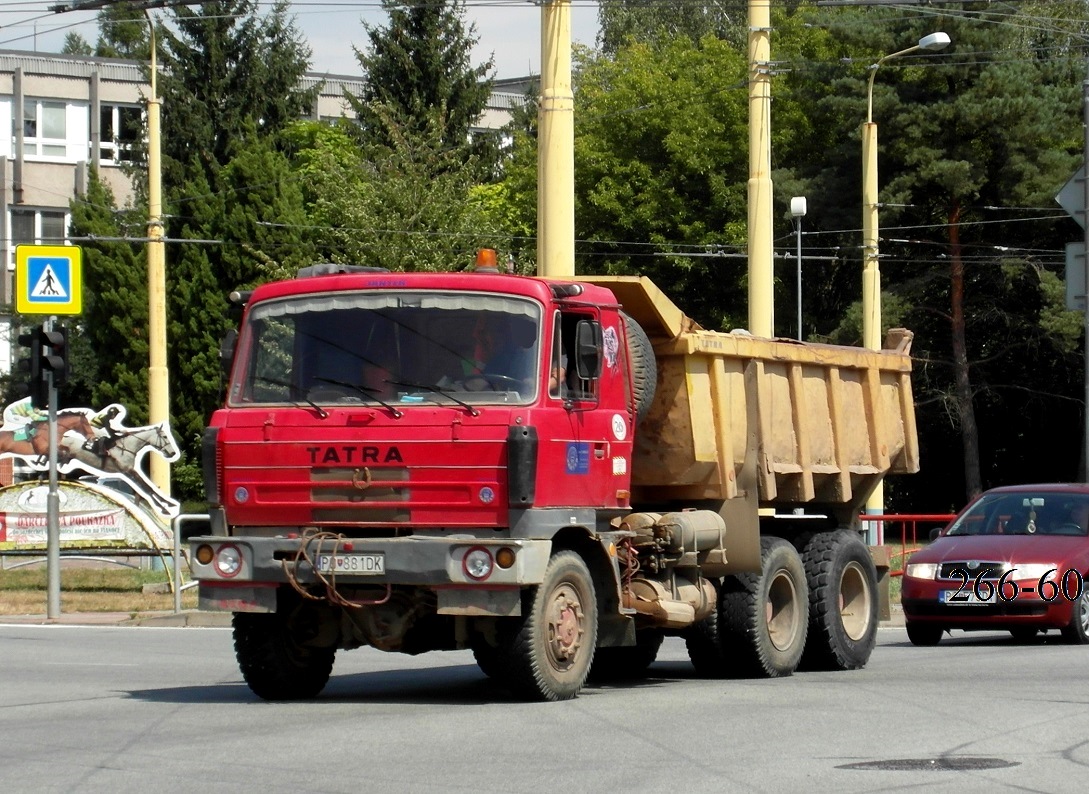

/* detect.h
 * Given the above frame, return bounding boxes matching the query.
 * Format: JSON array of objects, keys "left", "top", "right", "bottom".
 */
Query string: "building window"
[
  {"left": 98, "top": 103, "right": 142, "bottom": 163},
  {"left": 22, "top": 99, "right": 67, "bottom": 158},
  {"left": 9, "top": 208, "right": 70, "bottom": 262}
]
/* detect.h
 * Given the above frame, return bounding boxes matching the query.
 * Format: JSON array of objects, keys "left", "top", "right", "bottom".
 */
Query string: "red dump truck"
[{"left": 190, "top": 255, "right": 919, "bottom": 701}]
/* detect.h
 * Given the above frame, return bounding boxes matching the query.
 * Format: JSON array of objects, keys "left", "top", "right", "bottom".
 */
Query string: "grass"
[{"left": 0, "top": 564, "right": 198, "bottom": 615}]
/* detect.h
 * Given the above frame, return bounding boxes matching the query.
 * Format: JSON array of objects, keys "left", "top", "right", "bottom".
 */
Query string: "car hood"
[{"left": 912, "top": 534, "right": 1086, "bottom": 565}]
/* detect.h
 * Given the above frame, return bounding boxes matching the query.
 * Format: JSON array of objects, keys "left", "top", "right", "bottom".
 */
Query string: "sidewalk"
[
  {"left": 0, "top": 609, "right": 233, "bottom": 627},
  {"left": 2, "top": 605, "right": 906, "bottom": 629}
]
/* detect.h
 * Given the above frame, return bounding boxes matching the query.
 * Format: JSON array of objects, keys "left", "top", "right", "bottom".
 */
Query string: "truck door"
[{"left": 534, "top": 309, "right": 633, "bottom": 509}]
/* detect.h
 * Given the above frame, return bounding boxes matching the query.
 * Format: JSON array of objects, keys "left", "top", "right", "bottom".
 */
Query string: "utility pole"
[
  {"left": 747, "top": 0, "right": 774, "bottom": 338},
  {"left": 145, "top": 9, "right": 170, "bottom": 496},
  {"left": 537, "top": 0, "right": 575, "bottom": 279}
]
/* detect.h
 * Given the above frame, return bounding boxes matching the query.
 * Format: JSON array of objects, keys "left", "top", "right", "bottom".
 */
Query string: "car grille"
[{"left": 938, "top": 561, "right": 1005, "bottom": 581}]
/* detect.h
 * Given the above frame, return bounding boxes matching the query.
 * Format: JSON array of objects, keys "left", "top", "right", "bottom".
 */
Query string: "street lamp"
[
  {"left": 862, "top": 31, "right": 951, "bottom": 352},
  {"left": 862, "top": 31, "right": 950, "bottom": 538},
  {"left": 790, "top": 196, "right": 807, "bottom": 341}
]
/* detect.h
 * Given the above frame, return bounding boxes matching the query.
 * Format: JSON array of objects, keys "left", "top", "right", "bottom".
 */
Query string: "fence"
[{"left": 864, "top": 513, "right": 957, "bottom": 577}]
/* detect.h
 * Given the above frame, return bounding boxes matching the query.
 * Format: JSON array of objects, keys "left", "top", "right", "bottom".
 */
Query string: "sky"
[{"left": 0, "top": 1, "right": 602, "bottom": 80}]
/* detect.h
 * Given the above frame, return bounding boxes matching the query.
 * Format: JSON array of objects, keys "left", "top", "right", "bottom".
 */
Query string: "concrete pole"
[
  {"left": 862, "top": 118, "right": 883, "bottom": 532},
  {"left": 538, "top": 0, "right": 575, "bottom": 278},
  {"left": 146, "top": 12, "right": 170, "bottom": 496},
  {"left": 747, "top": 0, "right": 774, "bottom": 337}
]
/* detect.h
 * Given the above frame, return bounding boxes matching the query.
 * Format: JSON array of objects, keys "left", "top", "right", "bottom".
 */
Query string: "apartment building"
[{"left": 0, "top": 49, "right": 530, "bottom": 373}]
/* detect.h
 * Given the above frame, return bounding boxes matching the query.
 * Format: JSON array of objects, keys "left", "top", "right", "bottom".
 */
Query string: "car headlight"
[
  {"left": 1008, "top": 563, "right": 1059, "bottom": 581},
  {"left": 905, "top": 563, "right": 938, "bottom": 580}
]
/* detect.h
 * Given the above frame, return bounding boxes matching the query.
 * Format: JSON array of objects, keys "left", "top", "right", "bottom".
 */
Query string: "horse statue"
[
  {"left": 0, "top": 410, "right": 97, "bottom": 465},
  {"left": 58, "top": 421, "right": 181, "bottom": 517}
]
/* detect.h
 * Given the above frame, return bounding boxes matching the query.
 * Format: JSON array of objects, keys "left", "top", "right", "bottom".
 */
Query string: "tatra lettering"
[{"left": 307, "top": 445, "right": 403, "bottom": 464}]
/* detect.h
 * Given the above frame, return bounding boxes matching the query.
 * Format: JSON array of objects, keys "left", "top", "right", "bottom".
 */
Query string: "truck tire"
[
  {"left": 622, "top": 312, "right": 656, "bottom": 423},
  {"left": 683, "top": 580, "right": 724, "bottom": 676},
  {"left": 233, "top": 610, "right": 336, "bottom": 701},
  {"left": 589, "top": 629, "right": 664, "bottom": 681},
  {"left": 717, "top": 536, "right": 808, "bottom": 678},
  {"left": 499, "top": 551, "right": 598, "bottom": 701},
  {"left": 799, "top": 531, "right": 879, "bottom": 671},
  {"left": 470, "top": 636, "right": 508, "bottom": 680}
]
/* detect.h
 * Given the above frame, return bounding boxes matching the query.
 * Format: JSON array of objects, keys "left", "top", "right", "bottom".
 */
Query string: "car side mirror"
[
  {"left": 929, "top": 527, "right": 943, "bottom": 541},
  {"left": 220, "top": 328, "right": 238, "bottom": 381}
]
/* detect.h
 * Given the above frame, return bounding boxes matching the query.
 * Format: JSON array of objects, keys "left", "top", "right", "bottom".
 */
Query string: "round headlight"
[
  {"left": 463, "top": 547, "right": 494, "bottom": 581},
  {"left": 215, "top": 544, "right": 243, "bottom": 578}
]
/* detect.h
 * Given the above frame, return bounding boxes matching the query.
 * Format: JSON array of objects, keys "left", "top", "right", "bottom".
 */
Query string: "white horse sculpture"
[{"left": 58, "top": 422, "right": 181, "bottom": 517}]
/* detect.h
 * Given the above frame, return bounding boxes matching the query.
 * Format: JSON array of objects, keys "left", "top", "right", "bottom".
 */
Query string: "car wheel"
[
  {"left": 1060, "top": 589, "right": 1089, "bottom": 644},
  {"left": 906, "top": 622, "right": 943, "bottom": 646},
  {"left": 1008, "top": 627, "right": 1039, "bottom": 643}
]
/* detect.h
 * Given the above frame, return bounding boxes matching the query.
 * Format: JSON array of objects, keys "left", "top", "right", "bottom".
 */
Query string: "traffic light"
[
  {"left": 40, "top": 325, "right": 69, "bottom": 387},
  {"left": 15, "top": 324, "right": 69, "bottom": 408}
]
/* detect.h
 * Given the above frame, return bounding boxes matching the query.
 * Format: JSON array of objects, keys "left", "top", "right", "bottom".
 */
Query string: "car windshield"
[
  {"left": 228, "top": 290, "right": 542, "bottom": 408},
  {"left": 945, "top": 492, "right": 1089, "bottom": 537}
]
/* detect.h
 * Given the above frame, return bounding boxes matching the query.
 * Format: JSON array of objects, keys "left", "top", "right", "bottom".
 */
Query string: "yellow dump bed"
[{"left": 582, "top": 275, "right": 920, "bottom": 511}]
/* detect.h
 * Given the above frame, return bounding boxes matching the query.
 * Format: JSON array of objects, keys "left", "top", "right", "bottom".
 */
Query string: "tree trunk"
[{"left": 949, "top": 202, "right": 982, "bottom": 498}]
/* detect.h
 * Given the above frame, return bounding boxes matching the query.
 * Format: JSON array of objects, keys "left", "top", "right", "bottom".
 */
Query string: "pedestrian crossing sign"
[{"left": 15, "top": 244, "right": 83, "bottom": 315}]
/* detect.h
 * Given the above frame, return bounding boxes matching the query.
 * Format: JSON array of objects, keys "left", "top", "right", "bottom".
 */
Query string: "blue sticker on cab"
[{"left": 565, "top": 443, "right": 590, "bottom": 474}]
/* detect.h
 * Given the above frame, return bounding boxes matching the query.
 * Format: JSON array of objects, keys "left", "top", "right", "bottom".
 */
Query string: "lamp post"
[
  {"left": 790, "top": 196, "right": 807, "bottom": 341},
  {"left": 862, "top": 31, "right": 950, "bottom": 537}
]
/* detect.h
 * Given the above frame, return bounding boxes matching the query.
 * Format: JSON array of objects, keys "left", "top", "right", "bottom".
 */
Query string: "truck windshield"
[{"left": 228, "top": 291, "right": 542, "bottom": 408}]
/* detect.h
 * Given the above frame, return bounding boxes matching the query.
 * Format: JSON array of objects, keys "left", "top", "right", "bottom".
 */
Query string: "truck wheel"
[
  {"left": 500, "top": 551, "right": 598, "bottom": 701},
  {"left": 470, "top": 636, "right": 508, "bottom": 680},
  {"left": 622, "top": 313, "right": 657, "bottom": 423},
  {"left": 717, "top": 536, "right": 809, "bottom": 678},
  {"left": 906, "top": 622, "right": 943, "bottom": 646},
  {"left": 233, "top": 610, "right": 336, "bottom": 701},
  {"left": 800, "top": 531, "right": 879, "bottom": 670},
  {"left": 683, "top": 580, "right": 724, "bottom": 676},
  {"left": 589, "top": 629, "right": 664, "bottom": 681}
]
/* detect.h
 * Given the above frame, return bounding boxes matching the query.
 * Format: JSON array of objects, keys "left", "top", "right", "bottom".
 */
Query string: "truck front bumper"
[{"left": 189, "top": 534, "right": 552, "bottom": 614}]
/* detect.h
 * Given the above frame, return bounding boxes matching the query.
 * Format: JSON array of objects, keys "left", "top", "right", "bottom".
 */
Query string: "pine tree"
[
  {"left": 350, "top": 0, "right": 494, "bottom": 164},
  {"left": 154, "top": 0, "right": 316, "bottom": 498},
  {"left": 68, "top": 170, "right": 149, "bottom": 419}
]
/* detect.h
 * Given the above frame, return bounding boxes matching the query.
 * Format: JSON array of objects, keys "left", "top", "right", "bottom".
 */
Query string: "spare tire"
[{"left": 622, "top": 312, "right": 656, "bottom": 423}]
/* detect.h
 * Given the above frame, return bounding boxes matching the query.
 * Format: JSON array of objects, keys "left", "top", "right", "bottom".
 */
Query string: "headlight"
[
  {"left": 905, "top": 563, "right": 938, "bottom": 580},
  {"left": 1009, "top": 563, "right": 1059, "bottom": 581},
  {"left": 462, "top": 547, "right": 494, "bottom": 581},
  {"left": 215, "top": 544, "right": 243, "bottom": 578}
]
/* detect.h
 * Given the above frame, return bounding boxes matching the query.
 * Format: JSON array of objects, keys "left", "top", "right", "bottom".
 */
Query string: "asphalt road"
[{"left": 0, "top": 621, "right": 1086, "bottom": 793}]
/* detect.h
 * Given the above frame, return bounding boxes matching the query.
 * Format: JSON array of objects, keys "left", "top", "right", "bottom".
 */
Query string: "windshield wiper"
[
  {"left": 313, "top": 376, "right": 403, "bottom": 419},
  {"left": 389, "top": 380, "right": 479, "bottom": 417}
]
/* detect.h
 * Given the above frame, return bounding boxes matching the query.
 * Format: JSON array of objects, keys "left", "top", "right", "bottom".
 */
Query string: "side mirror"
[
  {"left": 574, "top": 320, "right": 603, "bottom": 379},
  {"left": 929, "top": 527, "right": 943, "bottom": 541},
  {"left": 219, "top": 328, "right": 238, "bottom": 381}
]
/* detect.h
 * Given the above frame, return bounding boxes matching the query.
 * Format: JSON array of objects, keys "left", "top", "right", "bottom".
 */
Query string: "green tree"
[
  {"left": 94, "top": 3, "right": 151, "bottom": 60},
  {"left": 350, "top": 0, "right": 495, "bottom": 169},
  {"left": 598, "top": 0, "right": 743, "bottom": 54},
  {"left": 785, "top": 6, "right": 1085, "bottom": 505},
  {"left": 67, "top": 170, "right": 149, "bottom": 418},
  {"left": 62, "top": 32, "right": 93, "bottom": 56},
  {"left": 287, "top": 114, "right": 503, "bottom": 272},
  {"left": 154, "top": 0, "right": 316, "bottom": 497}
]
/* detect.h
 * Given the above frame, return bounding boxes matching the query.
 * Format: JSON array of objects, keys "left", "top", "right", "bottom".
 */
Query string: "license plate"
[
  {"left": 940, "top": 589, "right": 994, "bottom": 605},
  {"left": 315, "top": 554, "right": 384, "bottom": 575}
]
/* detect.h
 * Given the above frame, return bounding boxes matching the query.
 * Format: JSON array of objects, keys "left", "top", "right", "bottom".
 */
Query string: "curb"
[{"left": 5, "top": 607, "right": 907, "bottom": 630}]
